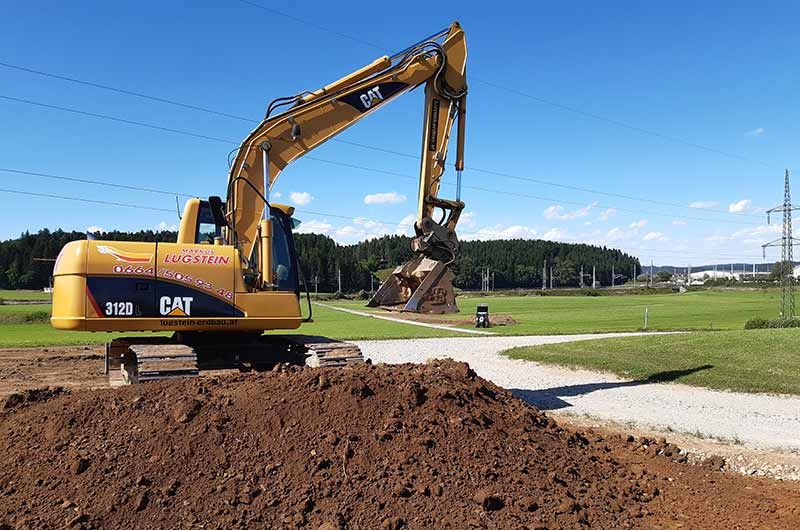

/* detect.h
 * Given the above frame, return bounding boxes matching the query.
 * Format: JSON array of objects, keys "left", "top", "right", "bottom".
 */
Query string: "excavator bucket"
[{"left": 367, "top": 256, "right": 458, "bottom": 314}]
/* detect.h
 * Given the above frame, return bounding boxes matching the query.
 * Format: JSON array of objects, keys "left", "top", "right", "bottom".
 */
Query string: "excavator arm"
[{"left": 226, "top": 22, "right": 467, "bottom": 312}]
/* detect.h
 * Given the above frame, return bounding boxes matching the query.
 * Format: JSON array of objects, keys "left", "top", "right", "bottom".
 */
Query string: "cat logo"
[
  {"left": 159, "top": 296, "right": 193, "bottom": 316},
  {"left": 359, "top": 86, "right": 384, "bottom": 109}
]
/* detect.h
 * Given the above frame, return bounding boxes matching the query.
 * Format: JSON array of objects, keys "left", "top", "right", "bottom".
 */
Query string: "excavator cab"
[{"left": 176, "top": 197, "right": 299, "bottom": 293}]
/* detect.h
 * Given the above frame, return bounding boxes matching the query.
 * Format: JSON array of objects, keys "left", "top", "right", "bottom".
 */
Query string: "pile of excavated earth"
[{"left": 0, "top": 360, "right": 798, "bottom": 529}]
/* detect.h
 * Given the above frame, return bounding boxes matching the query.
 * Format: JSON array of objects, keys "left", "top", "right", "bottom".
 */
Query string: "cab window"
[
  {"left": 271, "top": 212, "right": 297, "bottom": 292},
  {"left": 196, "top": 202, "right": 221, "bottom": 244}
]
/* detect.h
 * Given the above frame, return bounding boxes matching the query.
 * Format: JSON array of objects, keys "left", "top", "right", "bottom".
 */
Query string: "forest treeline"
[{"left": 0, "top": 229, "right": 640, "bottom": 292}]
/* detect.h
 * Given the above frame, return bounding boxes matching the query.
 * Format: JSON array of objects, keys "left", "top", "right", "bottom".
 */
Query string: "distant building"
[{"left": 688, "top": 270, "right": 770, "bottom": 283}]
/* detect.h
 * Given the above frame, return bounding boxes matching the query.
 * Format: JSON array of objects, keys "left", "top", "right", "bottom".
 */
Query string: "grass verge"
[
  {"left": 330, "top": 289, "right": 781, "bottom": 335},
  {"left": 0, "top": 290, "right": 51, "bottom": 302},
  {"left": 504, "top": 329, "right": 800, "bottom": 395}
]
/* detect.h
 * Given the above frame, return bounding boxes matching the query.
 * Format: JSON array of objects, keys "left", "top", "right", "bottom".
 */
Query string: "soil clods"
[{"left": 0, "top": 360, "right": 797, "bottom": 529}]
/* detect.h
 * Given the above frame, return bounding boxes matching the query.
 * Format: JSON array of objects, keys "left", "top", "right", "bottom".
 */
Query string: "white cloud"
[
  {"left": 295, "top": 219, "right": 333, "bottom": 235},
  {"left": 87, "top": 226, "right": 105, "bottom": 233},
  {"left": 688, "top": 200, "right": 718, "bottom": 209},
  {"left": 603, "top": 221, "right": 648, "bottom": 243},
  {"left": 363, "top": 191, "right": 407, "bottom": 205},
  {"left": 503, "top": 225, "right": 540, "bottom": 239},
  {"left": 598, "top": 208, "right": 616, "bottom": 221},
  {"left": 290, "top": 191, "right": 313, "bottom": 206},
  {"left": 462, "top": 224, "right": 538, "bottom": 241},
  {"left": 459, "top": 211, "right": 477, "bottom": 228},
  {"left": 643, "top": 231, "right": 666, "bottom": 241},
  {"left": 272, "top": 191, "right": 282, "bottom": 199},
  {"left": 543, "top": 202, "right": 597, "bottom": 221},
  {"left": 604, "top": 227, "right": 626, "bottom": 242},
  {"left": 731, "top": 224, "right": 779, "bottom": 238},
  {"left": 541, "top": 227, "right": 567, "bottom": 241},
  {"left": 155, "top": 221, "right": 177, "bottom": 231},
  {"left": 294, "top": 214, "right": 422, "bottom": 244},
  {"left": 728, "top": 199, "right": 752, "bottom": 213},
  {"left": 671, "top": 220, "right": 687, "bottom": 226},
  {"left": 745, "top": 127, "right": 764, "bottom": 137},
  {"left": 395, "top": 214, "right": 416, "bottom": 236}
]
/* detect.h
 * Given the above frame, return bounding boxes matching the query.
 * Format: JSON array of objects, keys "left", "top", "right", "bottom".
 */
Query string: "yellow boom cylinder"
[
  {"left": 300, "top": 56, "right": 391, "bottom": 104},
  {"left": 259, "top": 219, "right": 273, "bottom": 288}
]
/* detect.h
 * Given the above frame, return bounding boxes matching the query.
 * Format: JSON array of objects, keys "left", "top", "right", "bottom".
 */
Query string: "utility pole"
[
  {"left": 592, "top": 265, "right": 596, "bottom": 289},
  {"left": 713, "top": 264, "right": 717, "bottom": 281},
  {"left": 687, "top": 264, "right": 691, "bottom": 286},
  {"left": 650, "top": 260, "right": 654, "bottom": 287},
  {"left": 611, "top": 265, "right": 615, "bottom": 288},
  {"left": 762, "top": 169, "right": 800, "bottom": 317},
  {"left": 314, "top": 274, "right": 319, "bottom": 296},
  {"left": 542, "top": 260, "right": 547, "bottom": 290},
  {"left": 579, "top": 266, "right": 591, "bottom": 289},
  {"left": 549, "top": 266, "right": 554, "bottom": 289},
  {"left": 481, "top": 267, "right": 491, "bottom": 293},
  {"left": 337, "top": 267, "right": 341, "bottom": 293}
]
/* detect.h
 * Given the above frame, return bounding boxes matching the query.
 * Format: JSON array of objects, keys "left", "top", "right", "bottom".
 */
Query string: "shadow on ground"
[{"left": 511, "top": 364, "right": 713, "bottom": 411}]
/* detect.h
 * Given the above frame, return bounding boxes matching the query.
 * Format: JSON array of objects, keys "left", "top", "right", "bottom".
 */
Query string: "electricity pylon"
[{"left": 762, "top": 170, "right": 800, "bottom": 317}]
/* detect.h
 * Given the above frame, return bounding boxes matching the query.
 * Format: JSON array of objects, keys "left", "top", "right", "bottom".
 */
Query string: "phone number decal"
[
  {"left": 157, "top": 268, "right": 233, "bottom": 300},
  {"left": 112, "top": 265, "right": 154, "bottom": 275}
]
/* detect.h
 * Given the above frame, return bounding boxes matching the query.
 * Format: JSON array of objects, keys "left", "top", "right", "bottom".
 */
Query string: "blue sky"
[{"left": 2, "top": 1, "right": 799, "bottom": 265}]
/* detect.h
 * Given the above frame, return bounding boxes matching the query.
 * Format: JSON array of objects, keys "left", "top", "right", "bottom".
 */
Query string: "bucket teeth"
[{"left": 368, "top": 256, "right": 458, "bottom": 314}]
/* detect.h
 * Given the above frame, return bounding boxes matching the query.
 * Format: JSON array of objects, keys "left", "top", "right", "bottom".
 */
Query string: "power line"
[
  {"left": 0, "top": 182, "right": 767, "bottom": 262},
  {"left": 0, "top": 168, "right": 194, "bottom": 197},
  {"left": 233, "top": 0, "right": 384, "bottom": 50},
  {"left": 230, "top": 0, "right": 782, "bottom": 170},
  {"left": 0, "top": 60, "right": 254, "bottom": 123},
  {"left": 305, "top": 156, "right": 762, "bottom": 226},
  {"left": 464, "top": 165, "right": 762, "bottom": 218},
  {"left": 294, "top": 208, "right": 768, "bottom": 261},
  {"left": 0, "top": 62, "right": 765, "bottom": 218},
  {"left": 0, "top": 94, "right": 235, "bottom": 144},
  {"left": 470, "top": 79, "right": 774, "bottom": 168},
  {"left": 0, "top": 188, "right": 175, "bottom": 212},
  {"left": 0, "top": 90, "right": 762, "bottom": 227}
]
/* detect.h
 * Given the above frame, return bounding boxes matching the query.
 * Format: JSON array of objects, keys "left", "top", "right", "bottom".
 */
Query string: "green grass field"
[
  {"left": 505, "top": 329, "right": 800, "bottom": 395},
  {"left": 0, "top": 288, "right": 785, "bottom": 347},
  {"left": 329, "top": 289, "right": 780, "bottom": 334},
  {"left": 0, "top": 289, "right": 51, "bottom": 301}
]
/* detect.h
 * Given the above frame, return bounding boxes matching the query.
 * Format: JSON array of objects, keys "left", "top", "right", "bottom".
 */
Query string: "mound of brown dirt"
[{"left": 0, "top": 361, "right": 798, "bottom": 529}]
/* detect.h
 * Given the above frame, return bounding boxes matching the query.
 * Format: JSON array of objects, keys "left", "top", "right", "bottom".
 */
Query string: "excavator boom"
[{"left": 226, "top": 22, "right": 468, "bottom": 312}]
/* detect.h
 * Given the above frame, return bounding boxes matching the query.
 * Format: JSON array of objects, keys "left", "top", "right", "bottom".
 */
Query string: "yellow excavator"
[{"left": 50, "top": 22, "right": 467, "bottom": 383}]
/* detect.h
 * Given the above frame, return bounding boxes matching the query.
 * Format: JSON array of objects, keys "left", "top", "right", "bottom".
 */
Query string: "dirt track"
[
  {"left": 1, "top": 359, "right": 799, "bottom": 529},
  {"left": 0, "top": 346, "right": 106, "bottom": 396}
]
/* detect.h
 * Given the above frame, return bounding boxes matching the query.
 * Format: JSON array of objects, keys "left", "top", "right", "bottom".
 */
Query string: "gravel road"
[{"left": 354, "top": 334, "right": 800, "bottom": 452}]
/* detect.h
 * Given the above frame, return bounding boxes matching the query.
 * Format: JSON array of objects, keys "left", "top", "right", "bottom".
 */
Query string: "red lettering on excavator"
[{"left": 163, "top": 254, "right": 230, "bottom": 265}]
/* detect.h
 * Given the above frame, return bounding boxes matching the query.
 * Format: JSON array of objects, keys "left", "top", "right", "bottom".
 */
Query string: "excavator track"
[
  {"left": 299, "top": 336, "right": 366, "bottom": 368},
  {"left": 106, "top": 334, "right": 364, "bottom": 386}
]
